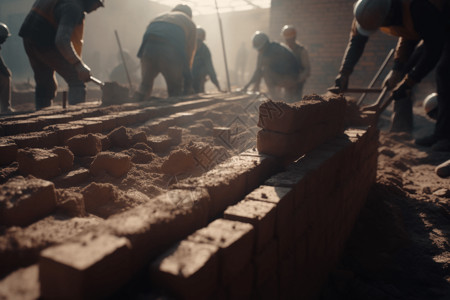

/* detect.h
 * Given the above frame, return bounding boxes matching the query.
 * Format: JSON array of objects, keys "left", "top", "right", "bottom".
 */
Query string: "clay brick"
[
  {"left": 40, "top": 233, "right": 132, "bottom": 300},
  {"left": 0, "top": 176, "right": 56, "bottom": 226},
  {"left": 145, "top": 117, "right": 175, "bottom": 135},
  {"left": 0, "top": 139, "right": 17, "bottom": 165},
  {"left": 68, "top": 120, "right": 102, "bottom": 134},
  {"left": 11, "top": 131, "right": 59, "bottom": 149},
  {"left": 167, "top": 126, "right": 182, "bottom": 145},
  {"left": 279, "top": 254, "right": 296, "bottom": 299},
  {"left": 253, "top": 239, "right": 278, "bottom": 288},
  {"left": 149, "top": 240, "right": 219, "bottom": 300},
  {"left": 65, "top": 133, "right": 103, "bottom": 157},
  {"left": 44, "top": 123, "right": 85, "bottom": 144},
  {"left": 227, "top": 263, "right": 253, "bottom": 300},
  {"left": 147, "top": 135, "right": 173, "bottom": 153},
  {"left": 17, "top": 148, "right": 62, "bottom": 179},
  {"left": 1, "top": 118, "right": 45, "bottom": 136},
  {"left": 38, "top": 114, "right": 74, "bottom": 126},
  {"left": 0, "top": 265, "right": 40, "bottom": 300},
  {"left": 90, "top": 152, "right": 131, "bottom": 178},
  {"left": 104, "top": 189, "right": 210, "bottom": 271},
  {"left": 224, "top": 199, "right": 276, "bottom": 253},
  {"left": 187, "top": 218, "right": 254, "bottom": 284},
  {"left": 84, "top": 116, "right": 116, "bottom": 132}
]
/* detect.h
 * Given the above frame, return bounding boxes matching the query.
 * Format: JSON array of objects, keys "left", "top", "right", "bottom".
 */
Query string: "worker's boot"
[
  {"left": 390, "top": 97, "right": 413, "bottom": 133},
  {"left": 35, "top": 98, "right": 52, "bottom": 111}
]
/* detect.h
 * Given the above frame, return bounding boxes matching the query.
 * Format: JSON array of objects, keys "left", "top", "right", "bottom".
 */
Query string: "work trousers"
[
  {"left": 0, "top": 72, "right": 11, "bottom": 112},
  {"left": 263, "top": 70, "right": 300, "bottom": 102},
  {"left": 137, "top": 38, "right": 191, "bottom": 99},
  {"left": 435, "top": 35, "right": 450, "bottom": 139},
  {"left": 23, "top": 39, "right": 85, "bottom": 110}
]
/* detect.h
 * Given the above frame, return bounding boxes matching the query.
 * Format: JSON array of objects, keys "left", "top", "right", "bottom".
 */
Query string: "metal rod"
[
  {"left": 114, "top": 30, "right": 133, "bottom": 92},
  {"left": 328, "top": 87, "right": 384, "bottom": 94},
  {"left": 215, "top": 0, "right": 231, "bottom": 92},
  {"left": 62, "top": 91, "right": 67, "bottom": 109},
  {"left": 90, "top": 76, "right": 105, "bottom": 87},
  {"left": 357, "top": 48, "right": 394, "bottom": 105}
]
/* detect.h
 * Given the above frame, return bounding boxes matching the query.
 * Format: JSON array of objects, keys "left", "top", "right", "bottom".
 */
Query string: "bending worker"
[
  {"left": 243, "top": 31, "right": 300, "bottom": 102},
  {"left": 134, "top": 4, "right": 196, "bottom": 101},
  {"left": 19, "top": 0, "right": 104, "bottom": 110},
  {"left": 192, "top": 26, "right": 221, "bottom": 93},
  {"left": 0, "top": 22, "right": 13, "bottom": 113},
  {"left": 281, "top": 25, "right": 311, "bottom": 99},
  {"left": 333, "top": 0, "right": 449, "bottom": 145}
]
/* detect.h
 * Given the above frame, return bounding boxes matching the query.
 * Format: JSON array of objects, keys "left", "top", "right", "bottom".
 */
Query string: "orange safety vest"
[
  {"left": 31, "top": 0, "right": 84, "bottom": 56},
  {"left": 379, "top": 0, "right": 420, "bottom": 40}
]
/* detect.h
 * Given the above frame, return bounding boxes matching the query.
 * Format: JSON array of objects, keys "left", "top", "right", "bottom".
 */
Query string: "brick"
[
  {"left": 149, "top": 240, "right": 219, "bottom": 300},
  {"left": 1, "top": 118, "right": 45, "bottom": 136},
  {"left": 17, "top": 148, "right": 62, "bottom": 179},
  {"left": 147, "top": 135, "right": 173, "bottom": 153},
  {"left": 39, "top": 233, "right": 132, "bottom": 300},
  {"left": 84, "top": 116, "right": 117, "bottom": 132},
  {"left": 104, "top": 189, "right": 210, "bottom": 271},
  {"left": 227, "top": 263, "right": 253, "bottom": 300},
  {"left": 11, "top": 131, "right": 59, "bottom": 149},
  {"left": 253, "top": 239, "right": 278, "bottom": 288},
  {"left": 187, "top": 219, "right": 254, "bottom": 284},
  {"left": 68, "top": 120, "right": 103, "bottom": 134},
  {"left": 90, "top": 152, "right": 131, "bottom": 178},
  {"left": 65, "top": 134, "right": 103, "bottom": 157},
  {"left": 38, "top": 114, "right": 74, "bottom": 126},
  {"left": 0, "top": 265, "right": 40, "bottom": 300},
  {"left": 167, "top": 126, "right": 182, "bottom": 145},
  {"left": 279, "top": 254, "right": 296, "bottom": 299},
  {"left": 224, "top": 199, "right": 276, "bottom": 253},
  {"left": 0, "top": 176, "right": 56, "bottom": 226},
  {"left": 43, "top": 123, "right": 85, "bottom": 144},
  {"left": 0, "top": 139, "right": 17, "bottom": 165},
  {"left": 145, "top": 117, "right": 175, "bottom": 134}
]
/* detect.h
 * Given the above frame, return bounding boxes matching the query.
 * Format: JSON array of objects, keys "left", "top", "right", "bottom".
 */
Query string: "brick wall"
[{"left": 269, "top": 0, "right": 435, "bottom": 101}]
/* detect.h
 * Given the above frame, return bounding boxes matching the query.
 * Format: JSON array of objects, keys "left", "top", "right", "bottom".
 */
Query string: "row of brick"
[{"left": 148, "top": 125, "right": 379, "bottom": 299}]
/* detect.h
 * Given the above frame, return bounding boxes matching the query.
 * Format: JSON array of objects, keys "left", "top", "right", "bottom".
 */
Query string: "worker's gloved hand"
[
  {"left": 74, "top": 61, "right": 91, "bottom": 82},
  {"left": 334, "top": 73, "right": 349, "bottom": 92},
  {"left": 383, "top": 70, "right": 404, "bottom": 90},
  {"left": 392, "top": 76, "right": 415, "bottom": 101}
]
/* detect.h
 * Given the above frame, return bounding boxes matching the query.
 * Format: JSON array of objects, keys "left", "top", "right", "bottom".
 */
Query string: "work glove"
[
  {"left": 383, "top": 70, "right": 404, "bottom": 90},
  {"left": 334, "top": 73, "right": 349, "bottom": 92},
  {"left": 74, "top": 61, "right": 91, "bottom": 82},
  {"left": 392, "top": 75, "right": 415, "bottom": 101}
]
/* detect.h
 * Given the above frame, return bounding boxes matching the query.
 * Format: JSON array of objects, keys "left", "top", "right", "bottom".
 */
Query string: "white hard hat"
[
  {"left": 196, "top": 27, "right": 206, "bottom": 41},
  {"left": 281, "top": 25, "right": 296, "bottom": 39},
  {"left": 252, "top": 31, "right": 269, "bottom": 51},
  {"left": 0, "top": 22, "right": 11, "bottom": 40},
  {"left": 423, "top": 93, "right": 438, "bottom": 120},
  {"left": 172, "top": 4, "right": 192, "bottom": 18},
  {"left": 354, "top": 0, "right": 391, "bottom": 36}
]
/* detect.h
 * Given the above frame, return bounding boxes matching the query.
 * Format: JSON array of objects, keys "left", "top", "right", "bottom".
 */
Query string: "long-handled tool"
[
  {"left": 328, "top": 87, "right": 383, "bottom": 94},
  {"left": 90, "top": 76, "right": 105, "bottom": 87}
]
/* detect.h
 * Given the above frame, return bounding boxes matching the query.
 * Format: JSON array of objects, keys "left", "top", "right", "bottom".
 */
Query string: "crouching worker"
[{"left": 19, "top": 0, "right": 104, "bottom": 110}]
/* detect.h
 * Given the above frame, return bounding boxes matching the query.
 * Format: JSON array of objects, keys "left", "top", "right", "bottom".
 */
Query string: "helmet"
[
  {"left": 172, "top": 4, "right": 192, "bottom": 18},
  {"left": 353, "top": 0, "right": 391, "bottom": 35},
  {"left": 196, "top": 27, "right": 206, "bottom": 41},
  {"left": 0, "top": 23, "right": 11, "bottom": 40},
  {"left": 281, "top": 25, "right": 296, "bottom": 39},
  {"left": 252, "top": 31, "right": 269, "bottom": 51},
  {"left": 423, "top": 93, "right": 438, "bottom": 120}
]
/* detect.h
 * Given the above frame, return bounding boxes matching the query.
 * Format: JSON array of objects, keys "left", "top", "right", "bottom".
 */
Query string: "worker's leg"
[
  {"left": 23, "top": 39, "right": 57, "bottom": 110},
  {"left": 0, "top": 73, "right": 12, "bottom": 113},
  {"left": 135, "top": 56, "right": 159, "bottom": 101},
  {"left": 390, "top": 96, "right": 413, "bottom": 133},
  {"left": 160, "top": 45, "right": 184, "bottom": 97}
]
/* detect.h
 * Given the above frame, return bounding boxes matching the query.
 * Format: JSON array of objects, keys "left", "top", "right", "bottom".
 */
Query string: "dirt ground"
[{"left": 322, "top": 103, "right": 450, "bottom": 300}]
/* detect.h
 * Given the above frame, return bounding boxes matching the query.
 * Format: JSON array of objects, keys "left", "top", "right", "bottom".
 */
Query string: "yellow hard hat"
[{"left": 281, "top": 25, "right": 296, "bottom": 39}]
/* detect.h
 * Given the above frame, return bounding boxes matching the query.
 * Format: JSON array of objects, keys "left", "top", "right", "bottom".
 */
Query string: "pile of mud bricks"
[{"left": 1, "top": 95, "right": 379, "bottom": 299}]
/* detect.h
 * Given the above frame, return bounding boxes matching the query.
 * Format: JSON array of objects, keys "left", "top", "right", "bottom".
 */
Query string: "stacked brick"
[
  {"left": 256, "top": 94, "right": 347, "bottom": 161},
  {"left": 147, "top": 126, "right": 378, "bottom": 299}
]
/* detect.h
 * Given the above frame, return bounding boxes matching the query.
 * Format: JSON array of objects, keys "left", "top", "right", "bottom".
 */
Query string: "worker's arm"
[
  {"left": 54, "top": 3, "right": 90, "bottom": 81},
  {"left": 298, "top": 47, "right": 310, "bottom": 83},
  {"left": 204, "top": 46, "right": 221, "bottom": 90},
  {"left": 243, "top": 54, "right": 262, "bottom": 91}
]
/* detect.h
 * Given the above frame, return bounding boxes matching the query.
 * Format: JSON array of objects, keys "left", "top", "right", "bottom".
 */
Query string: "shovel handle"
[{"left": 90, "top": 76, "right": 105, "bottom": 87}]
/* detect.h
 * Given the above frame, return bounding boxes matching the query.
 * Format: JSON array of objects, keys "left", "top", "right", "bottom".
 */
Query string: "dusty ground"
[{"left": 322, "top": 103, "right": 450, "bottom": 299}]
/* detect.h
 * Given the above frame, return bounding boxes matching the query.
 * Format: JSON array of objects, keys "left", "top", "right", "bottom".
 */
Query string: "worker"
[
  {"left": 281, "top": 25, "right": 311, "bottom": 99},
  {"left": 19, "top": 0, "right": 104, "bottom": 110},
  {"left": 0, "top": 22, "right": 13, "bottom": 113},
  {"left": 109, "top": 50, "right": 139, "bottom": 86},
  {"left": 332, "top": 0, "right": 449, "bottom": 142},
  {"left": 192, "top": 26, "right": 221, "bottom": 93},
  {"left": 234, "top": 42, "right": 248, "bottom": 86},
  {"left": 134, "top": 4, "right": 196, "bottom": 101},
  {"left": 243, "top": 31, "right": 300, "bottom": 102}
]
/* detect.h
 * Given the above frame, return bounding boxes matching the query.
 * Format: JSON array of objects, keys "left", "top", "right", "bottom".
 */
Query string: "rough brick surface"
[
  {"left": 0, "top": 139, "right": 17, "bottom": 166},
  {"left": 187, "top": 218, "right": 254, "bottom": 284},
  {"left": 40, "top": 233, "right": 132, "bottom": 300},
  {"left": 224, "top": 199, "right": 276, "bottom": 253},
  {"left": 17, "top": 148, "right": 62, "bottom": 179},
  {"left": 90, "top": 152, "right": 131, "bottom": 178},
  {"left": 150, "top": 240, "right": 219, "bottom": 300},
  {"left": 0, "top": 176, "right": 56, "bottom": 226},
  {"left": 43, "top": 124, "right": 85, "bottom": 145},
  {"left": 65, "top": 134, "right": 103, "bottom": 157}
]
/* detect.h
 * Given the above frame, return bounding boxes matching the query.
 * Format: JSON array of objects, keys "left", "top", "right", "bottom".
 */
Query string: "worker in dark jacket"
[
  {"left": 333, "top": 0, "right": 450, "bottom": 150},
  {"left": 243, "top": 31, "right": 300, "bottom": 102},
  {"left": 134, "top": 4, "right": 196, "bottom": 101},
  {"left": 281, "top": 25, "right": 311, "bottom": 99},
  {"left": 0, "top": 22, "right": 13, "bottom": 113},
  {"left": 19, "top": 0, "right": 104, "bottom": 110},
  {"left": 192, "top": 27, "right": 221, "bottom": 93}
]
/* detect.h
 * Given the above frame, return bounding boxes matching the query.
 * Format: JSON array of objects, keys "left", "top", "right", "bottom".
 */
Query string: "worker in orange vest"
[{"left": 19, "top": 0, "right": 104, "bottom": 110}]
